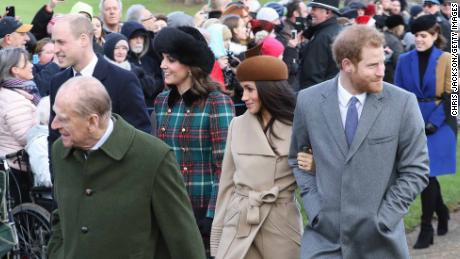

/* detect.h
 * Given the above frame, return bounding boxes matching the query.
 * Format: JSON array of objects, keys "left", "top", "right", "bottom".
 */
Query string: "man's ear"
[
  {"left": 79, "top": 33, "right": 91, "bottom": 47},
  {"left": 342, "top": 58, "right": 354, "bottom": 73},
  {"left": 87, "top": 114, "right": 100, "bottom": 132}
]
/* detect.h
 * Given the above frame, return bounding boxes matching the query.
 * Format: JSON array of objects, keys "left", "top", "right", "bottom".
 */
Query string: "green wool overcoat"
[{"left": 48, "top": 114, "right": 205, "bottom": 259}]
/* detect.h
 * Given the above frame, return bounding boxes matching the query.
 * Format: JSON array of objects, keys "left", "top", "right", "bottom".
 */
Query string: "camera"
[{"left": 226, "top": 51, "right": 240, "bottom": 68}]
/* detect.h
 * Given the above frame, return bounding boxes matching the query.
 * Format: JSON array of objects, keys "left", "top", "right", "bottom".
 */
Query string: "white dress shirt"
[
  {"left": 73, "top": 54, "right": 98, "bottom": 77},
  {"left": 337, "top": 77, "right": 367, "bottom": 128},
  {"left": 90, "top": 119, "right": 114, "bottom": 151}
]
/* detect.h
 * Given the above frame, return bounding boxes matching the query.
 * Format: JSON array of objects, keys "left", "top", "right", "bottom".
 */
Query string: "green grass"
[
  {"left": 5, "top": 0, "right": 204, "bottom": 23},
  {"left": 6, "top": 0, "right": 272, "bottom": 23}
]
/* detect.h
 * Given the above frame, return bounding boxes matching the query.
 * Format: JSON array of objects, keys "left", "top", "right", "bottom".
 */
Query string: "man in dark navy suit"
[{"left": 49, "top": 14, "right": 151, "bottom": 146}]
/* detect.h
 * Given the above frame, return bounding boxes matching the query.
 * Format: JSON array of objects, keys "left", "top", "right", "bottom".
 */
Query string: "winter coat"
[
  {"left": 211, "top": 112, "right": 301, "bottom": 259},
  {"left": 48, "top": 114, "right": 206, "bottom": 259},
  {"left": 395, "top": 47, "right": 456, "bottom": 176},
  {"left": 298, "top": 17, "right": 342, "bottom": 89},
  {"left": 0, "top": 88, "right": 37, "bottom": 169}
]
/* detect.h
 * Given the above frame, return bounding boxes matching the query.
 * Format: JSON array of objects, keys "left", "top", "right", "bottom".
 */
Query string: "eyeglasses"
[{"left": 141, "top": 15, "right": 155, "bottom": 22}]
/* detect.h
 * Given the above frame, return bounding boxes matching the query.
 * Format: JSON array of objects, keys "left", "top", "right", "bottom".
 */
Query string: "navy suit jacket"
[{"left": 48, "top": 56, "right": 152, "bottom": 145}]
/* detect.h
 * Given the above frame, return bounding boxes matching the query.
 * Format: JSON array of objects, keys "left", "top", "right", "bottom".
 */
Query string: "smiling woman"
[{"left": 0, "top": 47, "right": 40, "bottom": 205}]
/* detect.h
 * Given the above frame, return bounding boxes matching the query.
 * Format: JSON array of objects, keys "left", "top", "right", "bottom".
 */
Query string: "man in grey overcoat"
[{"left": 289, "top": 25, "right": 429, "bottom": 258}]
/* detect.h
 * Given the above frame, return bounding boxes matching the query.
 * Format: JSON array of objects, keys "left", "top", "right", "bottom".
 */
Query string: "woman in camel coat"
[{"left": 210, "top": 56, "right": 302, "bottom": 259}]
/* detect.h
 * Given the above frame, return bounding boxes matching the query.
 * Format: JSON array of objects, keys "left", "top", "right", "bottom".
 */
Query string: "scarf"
[{"left": 0, "top": 79, "right": 41, "bottom": 105}]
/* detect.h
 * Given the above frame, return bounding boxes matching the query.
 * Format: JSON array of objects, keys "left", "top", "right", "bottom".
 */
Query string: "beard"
[
  {"left": 349, "top": 72, "right": 383, "bottom": 94},
  {"left": 131, "top": 43, "right": 144, "bottom": 54}
]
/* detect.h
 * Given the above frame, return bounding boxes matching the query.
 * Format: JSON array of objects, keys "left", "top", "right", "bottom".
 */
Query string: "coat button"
[
  {"left": 85, "top": 188, "right": 93, "bottom": 196},
  {"left": 183, "top": 167, "right": 188, "bottom": 171},
  {"left": 167, "top": 108, "right": 172, "bottom": 113},
  {"left": 160, "top": 127, "right": 166, "bottom": 132},
  {"left": 186, "top": 109, "right": 191, "bottom": 114},
  {"left": 81, "top": 226, "right": 88, "bottom": 233},
  {"left": 181, "top": 147, "right": 186, "bottom": 152},
  {"left": 181, "top": 128, "right": 186, "bottom": 133}
]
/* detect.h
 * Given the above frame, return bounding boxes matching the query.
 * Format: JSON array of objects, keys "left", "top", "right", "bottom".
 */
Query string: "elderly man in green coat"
[{"left": 47, "top": 76, "right": 205, "bottom": 259}]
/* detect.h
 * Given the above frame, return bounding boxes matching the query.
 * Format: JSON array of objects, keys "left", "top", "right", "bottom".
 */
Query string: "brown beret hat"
[{"left": 236, "top": 55, "right": 288, "bottom": 81}]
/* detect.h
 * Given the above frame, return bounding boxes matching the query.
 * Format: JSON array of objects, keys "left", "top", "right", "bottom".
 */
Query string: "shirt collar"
[
  {"left": 90, "top": 118, "right": 114, "bottom": 151},
  {"left": 337, "top": 75, "right": 367, "bottom": 107},
  {"left": 73, "top": 54, "right": 98, "bottom": 77}
]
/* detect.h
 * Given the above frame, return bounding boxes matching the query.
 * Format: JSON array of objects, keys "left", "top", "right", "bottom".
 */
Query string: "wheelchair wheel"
[{"left": 11, "top": 203, "right": 51, "bottom": 259}]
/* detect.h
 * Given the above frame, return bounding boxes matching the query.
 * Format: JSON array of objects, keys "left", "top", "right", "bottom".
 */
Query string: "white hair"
[
  {"left": 99, "top": 0, "right": 123, "bottom": 14},
  {"left": 125, "top": 4, "right": 146, "bottom": 22}
]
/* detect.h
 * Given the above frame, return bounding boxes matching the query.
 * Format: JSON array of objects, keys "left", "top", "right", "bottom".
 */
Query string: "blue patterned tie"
[{"left": 345, "top": 97, "right": 359, "bottom": 146}]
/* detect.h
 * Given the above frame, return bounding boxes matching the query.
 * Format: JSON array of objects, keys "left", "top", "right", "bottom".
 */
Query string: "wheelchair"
[{"left": 0, "top": 149, "right": 52, "bottom": 259}]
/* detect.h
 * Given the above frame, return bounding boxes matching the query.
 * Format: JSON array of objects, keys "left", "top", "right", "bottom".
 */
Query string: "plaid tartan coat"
[{"left": 154, "top": 87, "right": 234, "bottom": 218}]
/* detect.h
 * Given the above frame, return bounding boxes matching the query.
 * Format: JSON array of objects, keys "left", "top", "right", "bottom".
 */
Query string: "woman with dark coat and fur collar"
[{"left": 153, "top": 26, "right": 234, "bottom": 257}]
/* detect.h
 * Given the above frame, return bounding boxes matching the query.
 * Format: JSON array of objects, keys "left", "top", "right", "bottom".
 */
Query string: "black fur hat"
[
  {"left": 153, "top": 26, "right": 215, "bottom": 74},
  {"left": 410, "top": 14, "right": 437, "bottom": 34}
]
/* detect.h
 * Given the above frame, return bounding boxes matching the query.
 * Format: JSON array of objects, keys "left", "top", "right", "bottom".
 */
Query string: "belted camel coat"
[{"left": 210, "top": 112, "right": 302, "bottom": 259}]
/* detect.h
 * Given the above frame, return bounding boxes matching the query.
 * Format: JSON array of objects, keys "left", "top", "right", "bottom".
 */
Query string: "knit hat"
[
  {"left": 385, "top": 15, "right": 405, "bottom": 29},
  {"left": 261, "top": 37, "right": 284, "bottom": 58},
  {"left": 365, "top": 3, "right": 376, "bottom": 16},
  {"left": 264, "top": 2, "right": 286, "bottom": 17},
  {"left": 167, "top": 11, "right": 194, "bottom": 28},
  {"left": 236, "top": 55, "right": 288, "bottom": 81},
  {"left": 153, "top": 26, "right": 215, "bottom": 74},
  {"left": 409, "top": 5, "right": 424, "bottom": 17},
  {"left": 410, "top": 14, "right": 437, "bottom": 34},
  {"left": 256, "top": 7, "right": 279, "bottom": 23},
  {"left": 308, "top": 0, "right": 340, "bottom": 14},
  {"left": 69, "top": 1, "right": 93, "bottom": 19},
  {"left": 121, "top": 21, "right": 147, "bottom": 39},
  {"left": 103, "top": 33, "right": 129, "bottom": 61}
]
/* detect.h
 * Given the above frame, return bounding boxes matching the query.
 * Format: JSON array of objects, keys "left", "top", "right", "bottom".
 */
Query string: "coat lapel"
[
  {"left": 92, "top": 55, "right": 108, "bottom": 82},
  {"left": 345, "top": 90, "right": 384, "bottom": 162},
  {"left": 320, "top": 80, "right": 348, "bottom": 158},
  {"left": 409, "top": 52, "right": 423, "bottom": 96},
  {"left": 234, "top": 113, "right": 276, "bottom": 157}
]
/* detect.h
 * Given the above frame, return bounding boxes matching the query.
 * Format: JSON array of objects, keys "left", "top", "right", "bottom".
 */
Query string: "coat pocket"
[{"left": 368, "top": 135, "right": 396, "bottom": 145}]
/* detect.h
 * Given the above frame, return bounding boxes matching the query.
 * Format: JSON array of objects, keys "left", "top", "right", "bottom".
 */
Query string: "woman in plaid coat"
[{"left": 153, "top": 26, "right": 234, "bottom": 255}]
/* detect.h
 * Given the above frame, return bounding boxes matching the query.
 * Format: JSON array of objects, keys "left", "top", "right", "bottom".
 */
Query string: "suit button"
[
  {"left": 81, "top": 226, "right": 88, "bottom": 233},
  {"left": 85, "top": 188, "right": 93, "bottom": 196}
]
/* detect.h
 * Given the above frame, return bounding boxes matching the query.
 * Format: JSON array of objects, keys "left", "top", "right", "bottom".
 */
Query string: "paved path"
[{"left": 407, "top": 209, "right": 460, "bottom": 259}]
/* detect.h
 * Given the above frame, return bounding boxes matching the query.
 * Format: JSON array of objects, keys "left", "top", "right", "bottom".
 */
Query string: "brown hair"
[
  {"left": 221, "top": 14, "right": 242, "bottom": 43},
  {"left": 425, "top": 23, "right": 447, "bottom": 49},
  {"left": 189, "top": 66, "right": 219, "bottom": 105},
  {"left": 332, "top": 25, "right": 385, "bottom": 69},
  {"left": 34, "top": 37, "right": 53, "bottom": 55}
]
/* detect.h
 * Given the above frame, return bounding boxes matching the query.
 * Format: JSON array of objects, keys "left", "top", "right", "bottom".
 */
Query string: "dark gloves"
[
  {"left": 425, "top": 123, "right": 438, "bottom": 135},
  {"left": 198, "top": 217, "right": 213, "bottom": 237}
]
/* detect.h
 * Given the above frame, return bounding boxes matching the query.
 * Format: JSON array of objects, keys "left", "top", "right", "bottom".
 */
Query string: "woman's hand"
[{"left": 297, "top": 149, "right": 315, "bottom": 173}]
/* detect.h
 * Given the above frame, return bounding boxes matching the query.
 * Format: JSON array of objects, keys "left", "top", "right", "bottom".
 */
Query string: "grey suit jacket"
[{"left": 289, "top": 77, "right": 429, "bottom": 259}]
